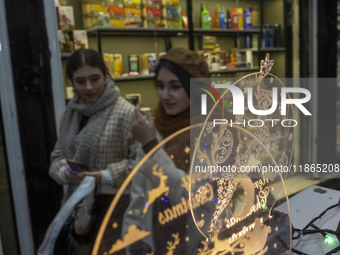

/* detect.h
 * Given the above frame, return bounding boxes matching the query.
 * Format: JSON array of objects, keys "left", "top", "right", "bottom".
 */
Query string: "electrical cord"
[{"left": 291, "top": 199, "right": 340, "bottom": 255}]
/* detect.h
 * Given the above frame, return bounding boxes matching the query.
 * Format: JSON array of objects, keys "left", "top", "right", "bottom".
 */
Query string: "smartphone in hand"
[{"left": 66, "top": 160, "right": 89, "bottom": 175}]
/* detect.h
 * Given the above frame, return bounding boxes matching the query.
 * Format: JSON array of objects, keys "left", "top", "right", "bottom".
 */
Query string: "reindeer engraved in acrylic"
[{"left": 143, "top": 164, "right": 170, "bottom": 214}]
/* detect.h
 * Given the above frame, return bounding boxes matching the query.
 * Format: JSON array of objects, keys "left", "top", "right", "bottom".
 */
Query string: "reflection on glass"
[
  {"left": 93, "top": 124, "right": 292, "bottom": 255},
  {"left": 92, "top": 56, "right": 294, "bottom": 254}
]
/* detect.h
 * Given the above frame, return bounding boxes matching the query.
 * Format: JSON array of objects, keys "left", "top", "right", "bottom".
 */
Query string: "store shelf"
[
  {"left": 112, "top": 67, "right": 260, "bottom": 82},
  {"left": 260, "top": 47, "right": 287, "bottom": 52},
  {"left": 87, "top": 27, "right": 189, "bottom": 37},
  {"left": 112, "top": 74, "right": 155, "bottom": 82},
  {"left": 193, "top": 28, "right": 261, "bottom": 36},
  {"left": 210, "top": 67, "right": 259, "bottom": 75},
  {"left": 86, "top": 26, "right": 189, "bottom": 53},
  {"left": 239, "top": 47, "right": 287, "bottom": 53},
  {"left": 112, "top": 67, "right": 260, "bottom": 83}
]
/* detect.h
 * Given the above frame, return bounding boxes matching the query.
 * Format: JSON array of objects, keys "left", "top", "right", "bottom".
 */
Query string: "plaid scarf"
[{"left": 59, "top": 79, "right": 118, "bottom": 170}]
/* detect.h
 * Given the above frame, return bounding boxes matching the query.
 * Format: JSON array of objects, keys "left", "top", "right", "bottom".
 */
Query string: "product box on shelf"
[
  {"left": 82, "top": 3, "right": 107, "bottom": 15},
  {"left": 107, "top": 0, "right": 124, "bottom": 3},
  {"left": 125, "top": 5, "right": 142, "bottom": 17},
  {"left": 128, "top": 54, "right": 139, "bottom": 75},
  {"left": 125, "top": 5, "right": 142, "bottom": 27},
  {"left": 147, "top": 53, "right": 156, "bottom": 74},
  {"left": 104, "top": 54, "right": 114, "bottom": 76},
  {"left": 143, "top": 6, "right": 162, "bottom": 18},
  {"left": 143, "top": 0, "right": 161, "bottom": 4},
  {"left": 82, "top": 3, "right": 108, "bottom": 28},
  {"left": 58, "top": 30, "right": 74, "bottom": 53},
  {"left": 104, "top": 53, "right": 123, "bottom": 77},
  {"left": 139, "top": 54, "right": 149, "bottom": 75},
  {"left": 199, "top": 42, "right": 250, "bottom": 71},
  {"left": 143, "top": 5, "right": 163, "bottom": 28},
  {"left": 163, "top": 5, "right": 182, "bottom": 28},
  {"left": 138, "top": 53, "right": 156, "bottom": 75},
  {"left": 202, "top": 36, "right": 216, "bottom": 51},
  {"left": 58, "top": 6, "right": 75, "bottom": 30},
  {"left": 162, "top": 0, "right": 179, "bottom": 5},
  {"left": 114, "top": 54, "right": 123, "bottom": 76},
  {"left": 143, "top": 17, "right": 164, "bottom": 28},
  {"left": 97, "top": 12, "right": 111, "bottom": 26},
  {"left": 107, "top": 4, "right": 125, "bottom": 16},
  {"left": 73, "top": 30, "right": 88, "bottom": 50},
  {"left": 124, "top": 0, "right": 141, "bottom": 4},
  {"left": 110, "top": 16, "right": 126, "bottom": 27},
  {"left": 107, "top": 3, "right": 125, "bottom": 27}
]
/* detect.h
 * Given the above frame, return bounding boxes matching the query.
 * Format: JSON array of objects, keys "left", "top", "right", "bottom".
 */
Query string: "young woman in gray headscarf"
[{"left": 49, "top": 49, "right": 137, "bottom": 254}]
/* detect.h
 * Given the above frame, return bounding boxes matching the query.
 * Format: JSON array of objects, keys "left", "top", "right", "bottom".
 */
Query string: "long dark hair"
[{"left": 66, "top": 49, "right": 108, "bottom": 81}]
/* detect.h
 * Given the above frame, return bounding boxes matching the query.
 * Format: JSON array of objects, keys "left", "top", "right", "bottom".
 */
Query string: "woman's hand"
[
  {"left": 131, "top": 106, "right": 156, "bottom": 146},
  {"left": 80, "top": 171, "right": 102, "bottom": 185},
  {"left": 64, "top": 168, "right": 85, "bottom": 184},
  {"left": 64, "top": 159, "right": 102, "bottom": 185}
]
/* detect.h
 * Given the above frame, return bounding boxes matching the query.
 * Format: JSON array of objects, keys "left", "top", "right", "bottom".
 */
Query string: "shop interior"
[{"left": 0, "top": 0, "right": 340, "bottom": 254}]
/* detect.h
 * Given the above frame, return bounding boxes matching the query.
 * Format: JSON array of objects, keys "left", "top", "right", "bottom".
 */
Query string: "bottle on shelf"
[
  {"left": 201, "top": 4, "right": 211, "bottom": 29},
  {"left": 244, "top": 8, "right": 252, "bottom": 30},
  {"left": 231, "top": 8, "right": 238, "bottom": 30},
  {"left": 219, "top": 8, "right": 226, "bottom": 29},
  {"left": 236, "top": 8, "right": 243, "bottom": 30},
  {"left": 251, "top": 7, "right": 260, "bottom": 29},
  {"left": 245, "top": 35, "right": 251, "bottom": 48},
  {"left": 211, "top": 54, "right": 219, "bottom": 71},
  {"left": 181, "top": 9, "right": 188, "bottom": 28},
  {"left": 274, "top": 24, "right": 282, "bottom": 47},
  {"left": 262, "top": 24, "right": 274, "bottom": 48},
  {"left": 128, "top": 54, "right": 139, "bottom": 75},
  {"left": 199, "top": 3, "right": 203, "bottom": 28},
  {"left": 114, "top": 54, "right": 122, "bottom": 76},
  {"left": 213, "top": 43, "right": 221, "bottom": 70},
  {"left": 226, "top": 10, "right": 232, "bottom": 29},
  {"left": 252, "top": 34, "right": 259, "bottom": 49},
  {"left": 139, "top": 54, "right": 149, "bottom": 75},
  {"left": 213, "top": 4, "right": 220, "bottom": 29}
]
